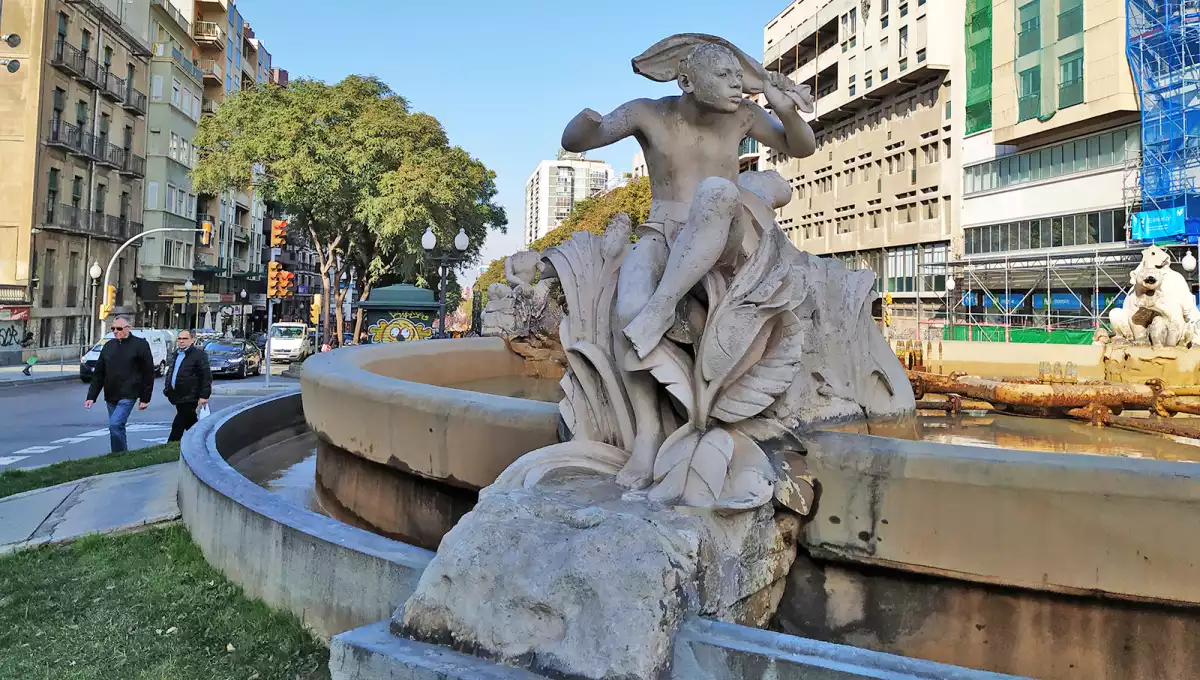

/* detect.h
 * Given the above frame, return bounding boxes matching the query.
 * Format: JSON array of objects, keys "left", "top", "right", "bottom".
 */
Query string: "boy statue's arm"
[
  {"left": 562, "top": 99, "right": 649, "bottom": 153},
  {"left": 748, "top": 80, "right": 817, "bottom": 159}
]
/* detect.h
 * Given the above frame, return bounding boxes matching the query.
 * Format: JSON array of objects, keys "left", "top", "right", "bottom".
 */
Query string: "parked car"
[
  {"left": 201, "top": 339, "right": 264, "bottom": 379},
  {"left": 79, "top": 328, "right": 172, "bottom": 382}
]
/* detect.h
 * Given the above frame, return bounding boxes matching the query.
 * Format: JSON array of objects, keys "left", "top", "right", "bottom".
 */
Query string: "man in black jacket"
[
  {"left": 84, "top": 317, "right": 155, "bottom": 452},
  {"left": 163, "top": 329, "right": 212, "bottom": 442}
]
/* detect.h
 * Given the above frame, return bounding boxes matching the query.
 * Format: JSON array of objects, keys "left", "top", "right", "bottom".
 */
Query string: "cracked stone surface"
[{"left": 0, "top": 462, "right": 180, "bottom": 554}]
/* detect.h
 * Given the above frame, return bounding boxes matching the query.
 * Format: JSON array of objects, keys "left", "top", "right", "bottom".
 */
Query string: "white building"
[
  {"left": 524, "top": 151, "right": 614, "bottom": 245},
  {"left": 632, "top": 151, "right": 648, "bottom": 179}
]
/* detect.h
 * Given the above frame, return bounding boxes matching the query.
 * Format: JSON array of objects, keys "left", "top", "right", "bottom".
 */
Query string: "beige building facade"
[
  {"left": 761, "top": 0, "right": 965, "bottom": 313},
  {"left": 0, "top": 0, "right": 151, "bottom": 355}
]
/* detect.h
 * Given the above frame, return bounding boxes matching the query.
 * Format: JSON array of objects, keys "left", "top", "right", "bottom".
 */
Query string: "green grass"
[
  {"left": 0, "top": 524, "right": 329, "bottom": 680},
  {"left": 0, "top": 443, "right": 181, "bottom": 500}
]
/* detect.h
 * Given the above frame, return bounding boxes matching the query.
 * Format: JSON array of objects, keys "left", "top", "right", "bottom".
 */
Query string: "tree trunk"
[
  {"left": 310, "top": 224, "right": 341, "bottom": 350},
  {"left": 353, "top": 280, "right": 373, "bottom": 342}
]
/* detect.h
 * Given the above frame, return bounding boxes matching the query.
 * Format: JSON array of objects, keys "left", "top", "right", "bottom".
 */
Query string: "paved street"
[{"left": 0, "top": 366, "right": 297, "bottom": 471}]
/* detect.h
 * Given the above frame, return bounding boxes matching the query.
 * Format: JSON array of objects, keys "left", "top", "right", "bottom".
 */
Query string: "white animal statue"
[{"left": 1110, "top": 245, "right": 1200, "bottom": 348}]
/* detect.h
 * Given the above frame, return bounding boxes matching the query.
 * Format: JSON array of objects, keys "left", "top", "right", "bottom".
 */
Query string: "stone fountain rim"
[{"left": 182, "top": 391, "right": 435, "bottom": 568}]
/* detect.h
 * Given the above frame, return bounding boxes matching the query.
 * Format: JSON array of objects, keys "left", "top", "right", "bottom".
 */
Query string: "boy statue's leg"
[
  {"left": 622, "top": 177, "right": 741, "bottom": 359},
  {"left": 614, "top": 230, "right": 668, "bottom": 489}
]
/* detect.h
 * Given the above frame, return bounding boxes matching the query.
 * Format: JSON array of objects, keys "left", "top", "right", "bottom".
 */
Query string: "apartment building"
[
  {"left": 761, "top": 0, "right": 965, "bottom": 321},
  {"left": 0, "top": 0, "right": 151, "bottom": 354},
  {"left": 523, "top": 151, "right": 614, "bottom": 245},
  {"left": 175, "top": 0, "right": 270, "bottom": 331},
  {"left": 954, "top": 0, "right": 1142, "bottom": 336},
  {"left": 136, "top": 0, "right": 203, "bottom": 327}
]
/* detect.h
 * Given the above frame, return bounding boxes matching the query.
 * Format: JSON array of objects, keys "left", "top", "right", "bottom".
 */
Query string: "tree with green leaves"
[
  {"left": 476, "top": 176, "right": 651, "bottom": 300},
  {"left": 192, "top": 75, "right": 505, "bottom": 341}
]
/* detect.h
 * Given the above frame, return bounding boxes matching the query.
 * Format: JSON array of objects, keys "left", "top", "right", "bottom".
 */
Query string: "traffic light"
[
  {"left": 279, "top": 270, "right": 295, "bottom": 297},
  {"left": 200, "top": 220, "right": 213, "bottom": 246},
  {"left": 98, "top": 284, "right": 116, "bottom": 320},
  {"left": 310, "top": 293, "right": 322, "bottom": 325},
  {"left": 267, "top": 261, "right": 283, "bottom": 298},
  {"left": 270, "top": 219, "right": 288, "bottom": 247}
]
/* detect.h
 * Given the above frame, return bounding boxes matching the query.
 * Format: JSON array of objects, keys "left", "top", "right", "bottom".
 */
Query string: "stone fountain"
[{"left": 175, "top": 33, "right": 1200, "bottom": 680}]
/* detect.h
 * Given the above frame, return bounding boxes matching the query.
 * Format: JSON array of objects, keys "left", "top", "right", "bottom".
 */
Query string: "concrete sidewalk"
[
  {"left": 0, "top": 462, "right": 179, "bottom": 555},
  {"left": 0, "top": 361, "right": 81, "bottom": 387}
]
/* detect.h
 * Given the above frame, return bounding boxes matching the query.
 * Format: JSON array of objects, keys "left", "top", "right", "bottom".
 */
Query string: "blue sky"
[{"left": 242, "top": 0, "right": 789, "bottom": 284}]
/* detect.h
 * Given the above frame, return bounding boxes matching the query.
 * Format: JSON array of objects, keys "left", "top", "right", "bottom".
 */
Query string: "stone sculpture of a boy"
[{"left": 560, "top": 35, "right": 818, "bottom": 487}]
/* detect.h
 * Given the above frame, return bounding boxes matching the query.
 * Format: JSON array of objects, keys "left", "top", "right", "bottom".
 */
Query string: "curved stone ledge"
[
  {"left": 301, "top": 339, "right": 559, "bottom": 490},
  {"left": 800, "top": 428, "right": 1200, "bottom": 605},
  {"left": 179, "top": 391, "right": 434, "bottom": 639}
]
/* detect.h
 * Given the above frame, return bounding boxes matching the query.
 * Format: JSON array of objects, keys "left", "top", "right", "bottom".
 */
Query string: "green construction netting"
[
  {"left": 966, "top": 0, "right": 993, "bottom": 134},
  {"left": 942, "top": 325, "right": 1097, "bottom": 345}
]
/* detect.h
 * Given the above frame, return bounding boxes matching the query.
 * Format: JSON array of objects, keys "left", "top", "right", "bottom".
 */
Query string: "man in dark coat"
[
  {"left": 84, "top": 317, "right": 155, "bottom": 452},
  {"left": 163, "top": 329, "right": 212, "bottom": 442}
]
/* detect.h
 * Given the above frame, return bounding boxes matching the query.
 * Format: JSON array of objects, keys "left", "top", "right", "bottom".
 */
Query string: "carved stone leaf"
[
  {"left": 648, "top": 426, "right": 734, "bottom": 507},
  {"left": 715, "top": 431, "right": 776, "bottom": 514},
  {"left": 625, "top": 343, "right": 695, "bottom": 420},
  {"left": 711, "top": 311, "right": 804, "bottom": 423}
]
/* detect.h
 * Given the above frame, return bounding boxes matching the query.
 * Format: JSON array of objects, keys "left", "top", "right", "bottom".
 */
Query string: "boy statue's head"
[{"left": 677, "top": 43, "right": 745, "bottom": 114}]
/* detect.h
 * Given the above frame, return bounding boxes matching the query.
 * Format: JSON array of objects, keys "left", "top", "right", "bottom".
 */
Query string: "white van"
[
  {"left": 79, "top": 328, "right": 172, "bottom": 382},
  {"left": 267, "top": 322, "right": 312, "bottom": 363}
]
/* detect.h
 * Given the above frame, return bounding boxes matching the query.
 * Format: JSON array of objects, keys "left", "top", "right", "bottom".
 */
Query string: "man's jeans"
[{"left": 106, "top": 399, "right": 136, "bottom": 452}]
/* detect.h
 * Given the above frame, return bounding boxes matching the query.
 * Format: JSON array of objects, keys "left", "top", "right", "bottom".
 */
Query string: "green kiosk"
[{"left": 356, "top": 284, "right": 441, "bottom": 343}]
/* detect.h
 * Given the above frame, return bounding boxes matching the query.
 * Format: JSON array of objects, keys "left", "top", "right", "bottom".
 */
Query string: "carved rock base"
[{"left": 393, "top": 476, "right": 800, "bottom": 680}]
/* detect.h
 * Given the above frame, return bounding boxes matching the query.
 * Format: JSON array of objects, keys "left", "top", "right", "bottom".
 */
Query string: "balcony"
[
  {"left": 151, "top": 0, "right": 191, "bottom": 34},
  {"left": 119, "top": 152, "right": 146, "bottom": 178},
  {"left": 0, "top": 284, "right": 29, "bottom": 305},
  {"left": 1058, "top": 5, "right": 1083, "bottom": 39},
  {"left": 173, "top": 46, "right": 205, "bottom": 82},
  {"left": 49, "top": 39, "right": 86, "bottom": 77},
  {"left": 45, "top": 121, "right": 87, "bottom": 154},
  {"left": 44, "top": 203, "right": 90, "bottom": 233},
  {"left": 193, "top": 21, "right": 226, "bottom": 50},
  {"left": 199, "top": 59, "right": 223, "bottom": 85},
  {"left": 94, "top": 140, "right": 124, "bottom": 168},
  {"left": 201, "top": 98, "right": 219, "bottom": 115},
  {"left": 79, "top": 57, "right": 104, "bottom": 89},
  {"left": 101, "top": 70, "right": 126, "bottom": 102},
  {"left": 1018, "top": 93, "right": 1041, "bottom": 122},
  {"left": 1058, "top": 77, "right": 1084, "bottom": 109},
  {"left": 103, "top": 215, "right": 142, "bottom": 241},
  {"left": 194, "top": 252, "right": 222, "bottom": 272},
  {"left": 1018, "top": 22, "right": 1040, "bottom": 56},
  {"left": 122, "top": 87, "right": 147, "bottom": 116},
  {"left": 233, "top": 225, "right": 251, "bottom": 242}
]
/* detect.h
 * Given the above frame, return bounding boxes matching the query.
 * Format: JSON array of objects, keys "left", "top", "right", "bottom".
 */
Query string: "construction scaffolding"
[
  {"left": 1126, "top": 0, "right": 1200, "bottom": 241},
  {"left": 912, "top": 245, "right": 1187, "bottom": 344}
]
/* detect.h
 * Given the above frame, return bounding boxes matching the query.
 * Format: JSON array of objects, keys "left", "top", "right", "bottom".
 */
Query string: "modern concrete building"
[
  {"left": 523, "top": 151, "right": 614, "bottom": 245},
  {"left": 949, "top": 0, "right": 1143, "bottom": 340},
  {"left": 760, "top": 0, "right": 965, "bottom": 324},
  {"left": 136, "top": 0, "right": 203, "bottom": 327},
  {"left": 0, "top": 0, "right": 152, "bottom": 354}
]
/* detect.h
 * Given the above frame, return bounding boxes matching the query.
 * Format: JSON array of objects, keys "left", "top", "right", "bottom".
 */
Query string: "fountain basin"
[{"left": 300, "top": 338, "right": 559, "bottom": 544}]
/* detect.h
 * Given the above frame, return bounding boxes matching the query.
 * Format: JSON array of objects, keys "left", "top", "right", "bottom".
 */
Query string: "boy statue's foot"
[
  {"left": 615, "top": 433, "right": 659, "bottom": 490},
  {"left": 623, "top": 298, "right": 676, "bottom": 360}
]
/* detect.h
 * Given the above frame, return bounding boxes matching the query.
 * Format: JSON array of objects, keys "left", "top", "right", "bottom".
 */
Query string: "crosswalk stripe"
[
  {"left": 0, "top": 456, "right": 28, "bottom": 466},
  {"left": 12, "top": 446, "right": 60, "bottom": 455},
  {"left": 52, "top": 437, "right": 91, "bottom": 444}
]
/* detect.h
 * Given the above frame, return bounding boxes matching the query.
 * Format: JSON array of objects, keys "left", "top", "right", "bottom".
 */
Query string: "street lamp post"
[
  {"left": 422, "top": 227, "right": 469, "bottom": 339},
  {"left": 184, "top": 279, "right": 193, "bottom": 331},
  {"left": 88, "top": 262, "right": 102, "bottom": 346},
  {"left": 240, "top": 289, "right": 248, "bottom": 338}
]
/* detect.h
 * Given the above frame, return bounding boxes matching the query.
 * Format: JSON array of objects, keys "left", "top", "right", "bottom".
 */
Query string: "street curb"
[
  {"left": 211, "top": 385, "right": 300, "bottom": 396},
  {"left": 0, "top": 374, "right": 79, "bottom": 388}
]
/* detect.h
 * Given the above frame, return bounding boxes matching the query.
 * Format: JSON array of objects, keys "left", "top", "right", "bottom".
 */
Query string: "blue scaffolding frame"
[{"left": 1126, "top": 0, "right": 1200, "bottom": 242}]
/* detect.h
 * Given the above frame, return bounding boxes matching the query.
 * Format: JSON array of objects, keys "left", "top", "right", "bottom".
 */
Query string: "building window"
[
  {"left": 172, "top": 79, "right": 181, "bottom": 106},
  {"left": 1059, "top": 0, "right": 1083, "bottom": 39},
  {"left": 964, "top": 208, "right": 1126, "bottom": 255},
  {"left": 71, "top": 176, "right": 83, "bottom": 209},
  {"left": 882, "top": 14, "right": 889, "bottom": 28},
  {"left": 47, "top": 169, "right": 60, "bottom": 222},
  {"left": 1018, "top": 66, "right": 1041, "bottom": 121},
  {"left": 151, "top": 75, "right": 163, "bottom": 100},
  {"left": 1018, "top": 0, "right": 1041, "bottom": 56},
  {"left": 898, "top": 26, "right": 908, "bottom": 58},
  {"left": 103, "top": 46, "right": 112, "bottom": 69},
  {"left": 881, "top": 67, "right": 889, "bottom": 81},
  {"left": 917, "top": 48, "right": 926, "bottom": 63},
  {"left": 1058, "top": 49, "right": 1084, "bottom": 109},
  {"left": 76, "top": 100, "right": 88, "bottom": 128},
  {"left": 57, "top": 12, "right": 69, "bottom": 40},
  {"left": 147, "top": 182, "right": 158, "bottom": 210},
  {"left": 41, "top": 249, "right": 56, "bottom": 307},
  {"left": 52, "top": 88, "right": 65, "bottom": 127},
  {"left": 95, "top": 184, "right": 107, "bottom": 214},
  {"left": 80, "top": 29, "right": 90, "bottom": 55},
  {"left": 899, "top": 2, "right": 908, "bottom": 17}
]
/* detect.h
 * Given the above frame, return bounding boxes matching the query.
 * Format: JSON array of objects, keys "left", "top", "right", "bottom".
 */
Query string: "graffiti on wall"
[
  {"left": 0, "top": 322, "right": 20, "bottom": 347},
  {"left": 365, "top": 310, "right": 435, "bottom": 343}
]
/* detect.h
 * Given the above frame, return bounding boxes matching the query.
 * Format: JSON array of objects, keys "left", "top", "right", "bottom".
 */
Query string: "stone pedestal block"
[{"left": 394, "top": 477, "right": 799, "bottom": 680}]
